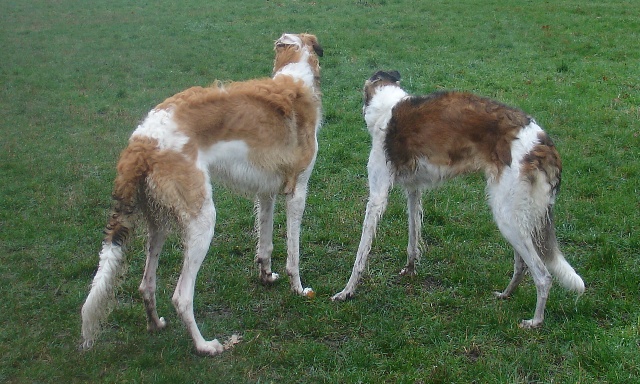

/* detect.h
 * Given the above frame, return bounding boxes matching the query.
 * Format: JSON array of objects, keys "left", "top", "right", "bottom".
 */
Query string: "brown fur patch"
[
  {"left": 105, "top": 138, "right": 156, "bottom": 245},
  {"left": 156, "top": 75, "right": 319, "bottom": 193},
  {"left": 384, "top": 91, "right": 530, "bottom": 178},
  {"left": 110, "top": 137, "right": 207, "bottom": 233},
  {"left": 521, "top": 131, "right": 562, "bottom": 193}
]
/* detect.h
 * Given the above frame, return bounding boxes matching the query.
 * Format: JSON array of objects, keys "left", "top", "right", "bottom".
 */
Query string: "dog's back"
[
  {"left": 150, "top": 76, "right": 319, "bottom": 195},
  {"left": 385, "top": 91, "right": 530, "bottom": 179}
]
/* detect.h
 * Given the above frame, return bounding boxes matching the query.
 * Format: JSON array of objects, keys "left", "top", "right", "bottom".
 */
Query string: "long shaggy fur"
[
  {"left": 81, "top": 33, "right": 323, "bottom": 355},
  {"left": 332, "top": 70, "right": 584, "bottom": 328}
]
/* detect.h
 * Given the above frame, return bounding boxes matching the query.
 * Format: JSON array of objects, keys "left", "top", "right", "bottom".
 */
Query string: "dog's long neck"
[
  {"left": 364, "top": 85, "right": 408, "bottom": 136},
  {"left": 273, "top": 49, "right": 318, "bottom": 92},
  {"left": 273, "top": 47, "right": 322, "bottom": 136}
]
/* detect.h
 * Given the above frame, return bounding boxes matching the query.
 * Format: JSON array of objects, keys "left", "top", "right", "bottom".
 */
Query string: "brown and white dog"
[
  {"left": 81, "top": 33, "right": 323, "bottom": 355},
  {"left": 331, "top": 70, "right": 584, "bottom": 328}
]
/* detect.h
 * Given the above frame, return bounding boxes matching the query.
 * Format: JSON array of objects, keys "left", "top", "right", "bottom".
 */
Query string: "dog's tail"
[
  {"left": 536, "top": 212, "right": 585, "bottom": 295},
  {"left": 81, "top": 139, "right": 152, "bottom": 350},
  {"left": 537, "top": 208, "right": 585, "bottom": 297},
  {"left": 522, "top": 129, "right": 585, "bottom": 296}
]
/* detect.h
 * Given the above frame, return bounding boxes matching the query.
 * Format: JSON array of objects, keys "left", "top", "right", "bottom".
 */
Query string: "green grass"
[{"left": 1, "top": 0, "right": 639, "bottom": 382}]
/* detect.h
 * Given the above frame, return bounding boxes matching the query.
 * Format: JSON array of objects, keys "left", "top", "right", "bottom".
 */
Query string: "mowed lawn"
[{"left": 1, "top": 0, "right": 638, "bottom": 382}]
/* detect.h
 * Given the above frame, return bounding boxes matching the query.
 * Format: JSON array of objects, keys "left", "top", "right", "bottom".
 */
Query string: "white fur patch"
[
  {"left": 274, "top": 49, "right": 315, "bottom": 88},
  {"left": 364, "top": 85, "right": 408, "bottom": 135},
  {"left": 131, "top": 108, "right": 188, "bottom": 152},
  {"left": 510, "top": 121, "right": 544, "bottom": 168},
  {"left": 487, "top": 121, "right": 547, "bottom": 236},
  {"left": 199, "top": 140, "right": 283, "bottom": 195}
]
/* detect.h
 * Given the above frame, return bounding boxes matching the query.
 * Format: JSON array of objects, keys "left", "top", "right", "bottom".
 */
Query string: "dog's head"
[
  {"left": 273, "top": 33, "right": 323, "bottom": 82},
  {"left": 363, "top": 70, "right": 401, "bottom": 107}
]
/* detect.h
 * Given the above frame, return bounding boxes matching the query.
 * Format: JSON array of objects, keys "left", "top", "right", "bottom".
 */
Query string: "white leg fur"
[
  {"left": 494, "top": 251, "right": 528, "bottom": 299},
  {"left": 285, "top": 160, "right": 316, "bottom": 297},
  {"left": 172, "top": 196, "right": 224, "bottom": 355},
  {"left": 332, "top": 145, "right": 392, "bottom": 301}
]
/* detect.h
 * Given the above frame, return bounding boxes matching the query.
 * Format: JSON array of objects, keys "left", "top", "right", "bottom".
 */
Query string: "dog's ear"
[
  {"left": 370, "top": 70, "right": 401, "bottom": 83},
  {"left": 299, "top": 34, "right": 323, "bottom": 57},
  {"left": 369, "top": 71, "right": 385, "bottom": 83},
  {"left": 387, "top": 70, "right": 401, "bottom": 82},
  {"left": 312, "top": 40, "right": 323, "bottom": 57}
]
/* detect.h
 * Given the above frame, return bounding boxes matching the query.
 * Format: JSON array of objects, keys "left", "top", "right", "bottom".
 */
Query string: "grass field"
[{"left": 1, "top": 0, "right": 639, "bottom": 382}]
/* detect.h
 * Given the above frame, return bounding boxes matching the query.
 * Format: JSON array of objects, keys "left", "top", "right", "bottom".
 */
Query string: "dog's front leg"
[
  {"left": 284, "top": 179, "right": 314, "bottom": 297},
  {"left": 332, "top": 148, "right": 392, "bottom": 301}
]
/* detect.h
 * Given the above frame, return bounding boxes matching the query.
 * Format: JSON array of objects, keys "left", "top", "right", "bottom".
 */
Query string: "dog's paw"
[
  {"left": 493, "top": 291, "right": 509, "bottom": 300},
  {"left": 399, "top": 266, "right": 416, "bottom": 276},
  {"left": 79, "top": 338, "right": 95, "bottom": 351},
  {"left": 147, "top": 316, "right": 167, "bottom": 332},
  {"left": 518, "top": 319, "right": 543, "bottom": 329},
  {"left": 330, "top": 290, "right": 353, "bottom": 302},
  {"left": 260, "top": 272, "right": 280, "bottom": 284},
  {"left": 195, "top": 339, "right": 225, "bottom": 356}
]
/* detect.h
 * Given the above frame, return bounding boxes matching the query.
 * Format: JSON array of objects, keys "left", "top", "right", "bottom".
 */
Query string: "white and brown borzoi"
[
  {"left": 332, "top": 70, "right": 584, "bottom": 328},
  {"left": 81, "top": 33, "right": 323, "bottom": 355}
]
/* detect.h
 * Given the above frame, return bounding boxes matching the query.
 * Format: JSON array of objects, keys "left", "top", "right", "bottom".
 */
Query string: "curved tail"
[
  {"left": 536, "top": 210, "right": 585, "bottom": 296},
  {"left": 546, "top": 251, "right": 585, "bottom": 295},
  {"left": 81, "top": 140, "right": 152, "bottom": 349}
]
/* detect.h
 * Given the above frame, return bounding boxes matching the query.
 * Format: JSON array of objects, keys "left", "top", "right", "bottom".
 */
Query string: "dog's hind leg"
[
  {"left": 255, "top": 194, "right": 279, "bottom": 284},
  {"left": 494, "top": 251, "right": 528, "bottom": 299},
  {"left": 139, "top": 221, "right": 169, "bottom": 332},
  {"left": 173, "top": 196, "right": 224, "bottom": 355},
  {"left": 401, "top": 187, "right": 423, "bottom": 276},
  {"left": 489, "top": 177, "right": 552, "bottom": 328},
  {"left": 516, "top": 241, "right": 552, "bottom": 328},
  {"left": 500, "top": 227, "right": 552, "bottom": 328},
  {"left": 332, "top": 149, "right": 392, "bottom": 301}
]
